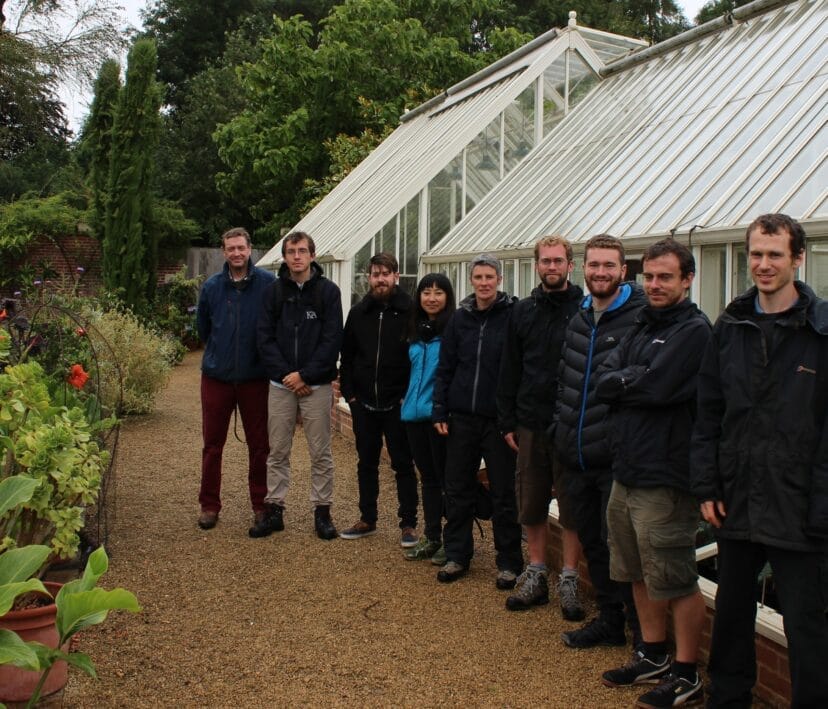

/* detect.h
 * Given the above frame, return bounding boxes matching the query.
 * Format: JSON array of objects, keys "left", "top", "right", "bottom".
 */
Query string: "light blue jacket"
[{"left": 401, "top": 337, "right": 441, "bottom": 422}]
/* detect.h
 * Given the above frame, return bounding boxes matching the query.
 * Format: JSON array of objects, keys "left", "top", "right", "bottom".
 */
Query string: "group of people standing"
[{"left": 195, "top": 214, "right": 827, "bottom": 708}]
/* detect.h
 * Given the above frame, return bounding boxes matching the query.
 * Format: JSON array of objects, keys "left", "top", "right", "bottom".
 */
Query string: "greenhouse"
[{"left": 260, "top": 0, "right": 827, "bottom": 322}]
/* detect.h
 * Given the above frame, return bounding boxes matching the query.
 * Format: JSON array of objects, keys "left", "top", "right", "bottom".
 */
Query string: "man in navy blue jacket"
[
  {"left": 196, "top": 227, "right": 275, "bottom": 532},
  {"left": 254, "top": 232, "right": 343, "bottom": 540}
]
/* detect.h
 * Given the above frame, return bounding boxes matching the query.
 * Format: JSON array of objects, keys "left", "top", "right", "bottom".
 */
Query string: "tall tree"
[
  {"left": 79, "top": 57, "right": 121, "bottom": 237},
  {"left": 103, "top": 38, "right": 161, "bottom": 309}
]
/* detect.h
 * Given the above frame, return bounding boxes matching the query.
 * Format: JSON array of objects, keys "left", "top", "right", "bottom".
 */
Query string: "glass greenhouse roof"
[{"left": 427, "top": 0, "right": 827, "bottom": 260}]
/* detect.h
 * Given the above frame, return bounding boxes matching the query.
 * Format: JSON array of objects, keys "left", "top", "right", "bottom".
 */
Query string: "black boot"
[
  {"left": 248, "top": 503, "right": 284, "bottom": 538},
  {"left": 314, "top": 505, "right": 337, "bottom": 540}
]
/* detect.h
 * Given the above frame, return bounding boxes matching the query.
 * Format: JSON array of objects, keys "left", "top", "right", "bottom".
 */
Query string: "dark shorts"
[
  {"left": 515, "top": 427, "right": 575, "bottom": 530},
  {"left": 607, "top": 481, "right": 699, "bottom": 600}
]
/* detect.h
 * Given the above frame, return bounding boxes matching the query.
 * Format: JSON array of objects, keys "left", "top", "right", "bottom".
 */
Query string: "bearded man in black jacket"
[
  {"left": 596, "top": 239, "right": 711, "bottom": 709},
  {"left": 339, "top": 253, "right": 419, "bottom": 547},
  {"left": 691, "top": 214, "right": 828, "bottom": 708}
]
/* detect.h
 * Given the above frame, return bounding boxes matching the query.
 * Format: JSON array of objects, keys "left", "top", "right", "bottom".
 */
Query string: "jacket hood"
[
  {"left": 638, "top": 298, "right": 709, "bottom": 327},
  {"left": 724, "top": 281, "right": 828, "bottom": 335},
  {"left": 459, "top": 290, "right": 513, "bottom": 312},
  {"left": 581, "top": 282, "right": 645, "bottom": 312}
]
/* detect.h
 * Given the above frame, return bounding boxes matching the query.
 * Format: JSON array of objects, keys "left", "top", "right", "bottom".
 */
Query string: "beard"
[
  {"left": 540, "top": 271, "right": 568, "bottom": 291},
  {"left": 370, "top": 283, "right": 393, "bottom": 301},
  {"left": 585, "top": 272, "right": 622, "bottom": 299}
]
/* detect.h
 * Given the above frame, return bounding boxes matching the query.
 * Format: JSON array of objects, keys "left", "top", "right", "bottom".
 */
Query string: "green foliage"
[
  {"left": 84, "top": 308, "right": 176, "bottom": 415},
  {"left": 152, "top": 200, "right": 200, "bottom": 253},
  {"left": 103, "top": 38, "right": 162, "bottom": 310},
  {"left": 695, "top": 0, "right": 751, "bottom": 25},
  {"left": 152, "top": 267, "right": 202, "bottom": 350}
]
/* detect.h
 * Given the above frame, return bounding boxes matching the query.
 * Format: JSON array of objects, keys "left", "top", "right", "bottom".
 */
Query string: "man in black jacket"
[
  {"left": 497, "top": 235, "right": 584, "bottom": 616},
  {"left": 254, "top": 232, "right": 342, "bottom": 540},
  {"left": 339, "top": 253, "right": 419, "bottom": 546},
  {"left": 433, "top": 253, "right": 523, "bottom": 587},
  {"left": 555, "top": 234, "right": 646, "bottom": 649},
  {"left": 691, "top": 214, "right": 828, "bottom": 707},
  {"left": 596, "top": 239, "right": 711, "bottom": 708}
]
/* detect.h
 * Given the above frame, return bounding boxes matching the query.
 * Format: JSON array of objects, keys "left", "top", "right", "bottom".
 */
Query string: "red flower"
[
  {"left": 75, "top": 327, "right": 86, "bottom": 336},
  {"left": 0, "top": 308, "right": 7, "bottom": 321},
  {"left": 67, "top": 364, "right": 90, "bottom": 390}
]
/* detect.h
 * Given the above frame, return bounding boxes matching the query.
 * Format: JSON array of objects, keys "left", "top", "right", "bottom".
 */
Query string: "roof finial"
[{"left": 568, "top": 11, "right": 577, "bottom": 28}]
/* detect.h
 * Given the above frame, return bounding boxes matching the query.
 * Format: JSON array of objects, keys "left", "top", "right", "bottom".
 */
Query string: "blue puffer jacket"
[
  {"left": 197, "top": 260, "right": 275, "bottom": 382},
  {"left": 401, "top": 337, "right": 441, "bottom": 422}
]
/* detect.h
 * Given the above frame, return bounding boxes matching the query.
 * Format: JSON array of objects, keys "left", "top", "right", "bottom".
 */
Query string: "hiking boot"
[
  {"left": 561, "top": 615, "right": 627, "bottom": 648},
  {"left": 602, "top": 649, "right": 671, "bottom": 687},
  {"left": 198, "top": 510, "right": 218, "bottom": 530},
  {"left": 506, "top": 568, "right": 549, "bottom": 611},
  {"left": 437, "top": 561, "right": 467, "bottom": 583},
  {"left": 557, "top": 572, "right": 585, "bottom": 621},
  {"left": 430, "top": 545, "right": 447, "bottom": 566},
  {"left": 404, "top": 537, "right": 441, "bottom": 560},
  {"left": 314, "top": 506, "right": 337, "bottom": 540},
  {"left": 248, "top": 504, "right": 284, "bottom": 538},
  {"left": 400, "top": 527, "right": 419, "bottom": 548},
  {"left": 339, "top": 520, "right": 377, "bottom": 539},
  {"left": 495, "top": 569, "right": 518, "bottom": 590},
  {"left": 635, "top": 673, "right": 703, "bottom": 708}
]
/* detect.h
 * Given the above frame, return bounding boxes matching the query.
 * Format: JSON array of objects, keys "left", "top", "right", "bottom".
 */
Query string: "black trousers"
[
  {"left": 568, "top": 468, "right": 634, "bottom": 621},
  {"left": 442, "top": 413, "right": 522, "bottom": 572},
  {"left": 406, "top": 421, "right": 446, "bottom": 543},
  {"left": 349, "top": 402, "right": 418, "bottom": 529},
  {"left": 708, "top": 538, "right": 828, "bottom": 708}
]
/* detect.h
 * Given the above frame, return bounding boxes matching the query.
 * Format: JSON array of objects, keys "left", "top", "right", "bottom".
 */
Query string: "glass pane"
[
  {"left": 403, "top": 194, "right": 420, "bottom": 275},
  {"left": 502, "top": 259, "right": 515, "bottom": 297},
  {"left": 428, "top": 152, "right": 463, "bottom": 249},
  {"left": 504, "top": 85, "right": 535, "bottom": 174},
  {"left": 465, "top": 117, "right": 501, "bottom": 214},
  {"left": 733, "top": 247, "right": 750, "bottom": 298},
  {"left": 542, "top": 53, "right": 567, "bottom": 136},
  {"left": 807, "top": 240, "right": 828, "bottom": 301},
  {"left": 381, "top": 216, "right": 396, "bottom": 256},
  {"left": 700, "top": 245, "right": 727, "bottom": 318},
  {"left": 398, "top": 275, "right": 417, "bottom": 297},
  {"left": 351, "top": 240, "right": 373, "bottom": 306},
  {"left": 567, "top": 50, "right": 599, "bottom": 109},
  {"left": 519, "top": 259, "right": 535, "bottom": 298}
]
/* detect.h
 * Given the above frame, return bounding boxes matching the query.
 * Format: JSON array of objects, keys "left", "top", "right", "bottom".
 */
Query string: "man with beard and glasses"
[
  {"left": 554, "top": 234, "right": 646, "bottom": 649},
  {"left": 339, "top": 253, "right": 419, "bottom": 547},
  {"left": 497, "top": 235, "right": 585, "bottom": 617},
  {"left": 595, "top": 239, "right": 711, "bottom": 708}
]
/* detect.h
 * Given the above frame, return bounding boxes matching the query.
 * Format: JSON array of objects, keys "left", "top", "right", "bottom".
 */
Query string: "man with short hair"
[
  {"left": 555, "top": 234, "right": 646, "bottom": 648},
  {"left": 596, "top": 239, "right": 711, "bottom": 708},
  {"left": 691, "top": 214, "right": 828, "bottom": 707},
  {"left": 196, "top": 227, "right": 275, "bottom": 531},
  {"left": 339, "top": 253, "right": 419, "bottom": 547},
  {"left": 497, "top": 235, "right": 585, "bottom": 617},
  {"left": 433, "top": 254, "right": 523, "bottom": 587},
  {"left": 254, "top": 231, "right": 343, "bottom": 540}
]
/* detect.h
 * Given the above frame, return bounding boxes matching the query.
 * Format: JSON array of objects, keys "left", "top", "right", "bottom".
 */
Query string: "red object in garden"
[
  {"left": 67, "top": 364, "right": 90, "bottom": 389},
  {"left": 0, "top": 308, "right": 7, "bottom": 321},
  {"left": 75, "top": 327, "right": 86, "bottom": 336},
  {"left": 0, "top": 582, "right": 69, "bottom": 703}
]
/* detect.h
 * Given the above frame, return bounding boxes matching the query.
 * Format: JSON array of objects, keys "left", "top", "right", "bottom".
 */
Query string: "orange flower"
[{"left": 67, "top": 364, "right": 90, "bottom": 390}]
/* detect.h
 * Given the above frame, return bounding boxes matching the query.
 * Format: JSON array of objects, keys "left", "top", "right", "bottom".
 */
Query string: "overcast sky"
[{"left": 58, "top": 0, "right": 711, "bottom": 132}]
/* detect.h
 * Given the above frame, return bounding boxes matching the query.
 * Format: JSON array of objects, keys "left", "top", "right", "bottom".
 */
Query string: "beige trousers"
[{"left": 265, "top": 383, "right": 334, "bottom": 507}]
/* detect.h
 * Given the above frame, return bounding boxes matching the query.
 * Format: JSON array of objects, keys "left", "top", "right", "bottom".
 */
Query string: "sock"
[
  {"left": 672, "top": 661, "right": 697, "bottom": 682},
  {"left": 529, "top": 562, "right": 547, "bottom": 573},
  {"left": 640, "top": 640, "right": 668, "bottom": 661},
  {"left": 560, "top": 566, "right": 577, "bottom": 577}
]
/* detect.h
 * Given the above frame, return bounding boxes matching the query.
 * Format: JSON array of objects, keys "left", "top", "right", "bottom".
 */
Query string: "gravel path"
[{"left": 65, "top": 351, "right": 647, "bottom": 707}]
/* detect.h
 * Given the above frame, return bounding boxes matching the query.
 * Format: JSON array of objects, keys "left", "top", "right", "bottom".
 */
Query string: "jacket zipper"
[
  {"left": 374, "top": 309, "right": 384, "bottom": 407},
  {"left": 417, "top": 342, "right": 427, "bottom": 418},
  {"left": 471, "top": 319, "right": 487, "bottom": 413},
  {"left": 576, "top": 324, "right": 597, "bottom": 471}
]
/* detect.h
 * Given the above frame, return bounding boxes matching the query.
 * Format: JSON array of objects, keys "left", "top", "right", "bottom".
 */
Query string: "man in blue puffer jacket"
[{"left": 196, "top": 227, "right": 275, "bottom": 532}]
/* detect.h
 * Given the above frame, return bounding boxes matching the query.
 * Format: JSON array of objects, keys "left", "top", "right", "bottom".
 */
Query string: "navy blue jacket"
[
  {"left": 257, "top": 262, "right": 342, "bottom": 385},
  {"left": 691, "top": 283, "right": 828, "bottom": 551},
  {"left": 433, "top": 292, "right": 514, "bottom": 422},
  {"left": 596, "top": 299, "right": 712, "bottom": 492},
  {"left": 197, "top": 260, "right": 275, "bottom": 382}
]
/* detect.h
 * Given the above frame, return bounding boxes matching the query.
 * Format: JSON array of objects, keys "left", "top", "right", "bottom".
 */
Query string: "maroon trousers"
[{"left": 199, "top": 375, "right": 269, "bottom": 513}]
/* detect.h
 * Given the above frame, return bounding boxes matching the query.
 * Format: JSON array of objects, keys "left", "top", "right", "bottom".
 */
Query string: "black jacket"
[
  {"left": 690, "top": 282, "right": 828, "bottom": 552},
  {"left": 257, "top": 262, "right": 343, "bottom": 385},
  {"left": 596, "top": 299, "right": 711, "bottom": 491},
  {"left": 554, "top": 283, "right": 647, "bottom": 472},
  {"left": 497, "top": 283, "right": 583, "bottom": 433},
  {"left": 433, "top": 292, "right": 514, "bottom": 422},
  {"left": 340, "top": 287, "right": 412, "bottom": 408}
]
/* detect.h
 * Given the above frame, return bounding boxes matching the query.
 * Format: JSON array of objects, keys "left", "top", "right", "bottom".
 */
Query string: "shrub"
[
  {"left": 84, "top": 308, "right": 176, "bottom": 415},
  {"left": 152, "top": 267, "right": 202, "bottom": 352}
]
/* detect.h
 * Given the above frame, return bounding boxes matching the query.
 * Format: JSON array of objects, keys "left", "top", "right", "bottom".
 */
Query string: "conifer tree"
[{"left": 103, "top": 39, "right": 161, "bottom": 309}]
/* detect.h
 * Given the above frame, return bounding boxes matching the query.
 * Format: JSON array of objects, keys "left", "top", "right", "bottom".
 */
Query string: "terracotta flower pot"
[{"left": 0, "top": 582, "right": 68, "bottom": 704}]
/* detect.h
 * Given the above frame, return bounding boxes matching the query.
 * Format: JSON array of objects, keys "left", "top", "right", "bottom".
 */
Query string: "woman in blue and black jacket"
[{"left": 400, "top": 273, "right": 455, "bottom": 562}]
